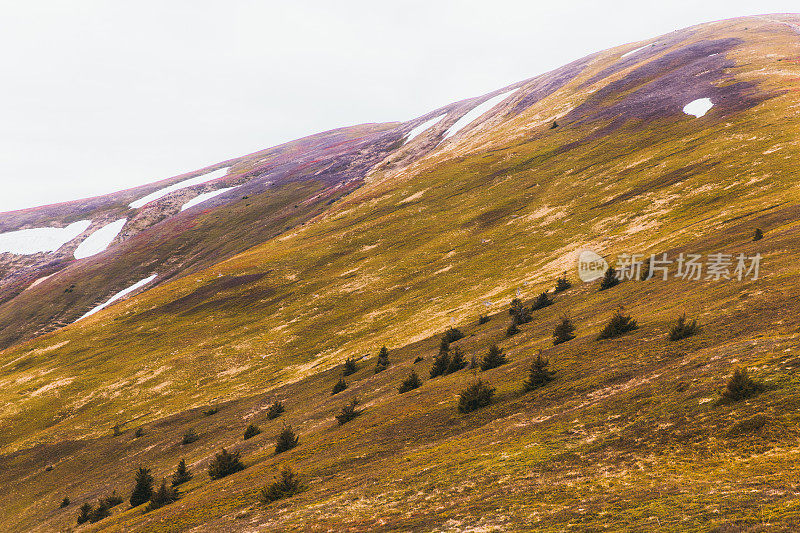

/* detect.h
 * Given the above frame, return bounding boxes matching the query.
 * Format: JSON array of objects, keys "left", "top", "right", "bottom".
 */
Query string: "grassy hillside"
[{"left": 3, "top": 14, "right": 800, "bottom": 532}]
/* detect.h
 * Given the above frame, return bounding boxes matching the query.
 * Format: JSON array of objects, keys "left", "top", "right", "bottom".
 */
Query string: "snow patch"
[
  {"left": 0, "top": 220, "right": 91, "bottom": 255},
  {"left": 130, "top": 167, "right": 230, "bottom": 208},
  {"left": 77, "top": 274, "right": 157, "bottom": 321},
  {"left": 404, "top": 114, "right": 446, "bottom": 144},
  {"left": 180, "top": 187, "right": 235, "bottom": 211},
  {"left": 683, "top": 98, "right": 714, "bottom": 118},
  {"left": 621, "top": 44, "right": 650, "bottom": 58},
  {"left": 73, "top": 219, "right": 127, "bottom": 259},
  {"left": 443, "top": 90, "right": 517, "bottom": 139}
]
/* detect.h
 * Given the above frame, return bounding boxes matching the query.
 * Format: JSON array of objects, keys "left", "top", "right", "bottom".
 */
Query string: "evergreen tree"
[
  {"left": 77, "top": 503, "right": 93, "bottom": 524},
  {"left": 102, "top": 491, "right": 123, "bottom": 508},
  {"left": 599, "top": 266, "right": 620, "bottom": 290},
  {"left": 506, "top": 322, "right": 520, "bottom": 337},
  {"left": 530, "top": 291, "right": 553, "bottom": 311},
  {"left": 258, "top": 466, "right": 305, "bottom": 503},
  {"left": 266, "top": 400, "right": 285, "bottom": 420},
  {"left": 524, "top": 353, "right": 556, "bottom": 391},
  {"left": 458, "top": 380, "right": 495, "bottom": 413},
  {"left": 478, "top": 315, "right": 491, "bottom": 325},
  {"left": 753, "top": 228, "right": 764, "bottom": 241},
  {"left": 481, "top": 344, "right": 508, "bottom": 371},
  {"left": 552, "top": 315, "right": 576, "bottom": 345},
  {"left": 129, "top": 467, "right": 154, "bottom": 508},
  {"left": 336, "top": 399, "right": 362, "bottom": 425},
  {"left": 669, "top": 313, "right": 700, "bottom": 341},
  {"left": 172, "top": 459, "right": 193, "bottom": 487},
  {"left": 509, "top": 298, "right": 532, "bottom": 324},
  {"left": 208, "top": 449, "right": 245, "bottom": 479},
  {"left": 446, "top": 346, "right": 467, "bottom": 374},
  {"left": 331, "top": 377, "right": 348, "bottom": 395},
  {"left": 146, "top": 479, "right": 179, "bottom": 512},
  {"left": 275, "top": 425, "right": 299, "bottom": 454},
  {"left": 181, "top": 427, "right": 199, "bottom": 445},
  {"left": 374, "top": 346, "right": 390, "bottom": 373},
  {"left": 60, "top": 497, "right": 70, "bottom": 508},
  {"left": 429, "top": 349, "right": 450, "bottom": 378},
  {"left": 554, "top": 272, "right": 572, "bottom": 293},
  {"left": 342, "top": 357, "right": 358, "bottom": 376},
  {"left": 598, "top": 308, "right": 638, "bottom": 339},
  {"left": 722, "top": 367, "right": 763, "bottom": 402},
  {"left": 439, "top": 336, "right": 450, "bottom": 353},
  {"left": 442, "top": 327, "right": 465, "bottom": 343},
  {"left": 640, "top": 259, "right": 652, "bottom": 281},
  {"left": 398, "top": 371, "right": 422, "bottom": 393},
  {"left": 89, "top": 500, "right": 111, "bottom": 523},
  {"left": 243, "top": 424, "right": 262, "bottom": 440}
]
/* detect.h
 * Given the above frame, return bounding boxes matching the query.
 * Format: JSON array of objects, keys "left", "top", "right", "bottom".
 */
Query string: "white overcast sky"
[{"left": 0, "top": 1, "right": 797, "bottom": 213}]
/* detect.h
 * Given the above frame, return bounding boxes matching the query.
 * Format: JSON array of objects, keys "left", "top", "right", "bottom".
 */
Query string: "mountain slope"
[{"left": 2, "top": 13, "right": 800, "bottom": 532}]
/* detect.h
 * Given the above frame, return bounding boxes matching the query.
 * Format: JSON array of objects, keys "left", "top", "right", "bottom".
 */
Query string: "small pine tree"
[
  {"left": 478, "top": 315, "right": 491, "bottom": 325},
  {"left": 509, "top": 298, "right": 532, "bottom": 324},
  {"left": 181, "top": 427, "right": 199, "bottom": 445},
  {"left": 398, "top": 371, "right": 422, "bottom": 393},
  {"left": 146, "top": 479, "right": 178, "bottom": 512},
  {"left": 640, "top": 259, "right": 651, "bottom": 281},
  {"left": 429, "top": 350, "right": 450, "bottom": 378},
  {"left": 554, "top": 272, "right": 572, "bottom": 293},
  {"left": 524, "top": 353, "right": 556, "bottom": 391},
  {"left": 439, "top": 336, "right": 450, "bottom": 353},
  {"left": 446, "top": 346, "right": 467, "bottom": 374},
  {"left": 506, "top": 322, "right": 520, "bottom": 337},
  {"left": 77, "top": 502, "right": 93, "bottom": 524},
  {"left": 552, "top": 315, "right": 576, "bottom": 345},
  {"left": 129, "top": 467, "right": 154, "bottom": 508},
  {"left": 112, "top": 424, "right": 121, "bottom": 436},
  {"left": 722, "top": 367, "right": 763, "bottom": 402},
  {"left": 342, "top": 357, "right": 358, "bottom": 376},
  {"left": 669, "top": 313, "right": 700, "bottom": 341},
  {"left": 258, "top": 466, "right": 305, "bottom": 503},
  {"left": 266, "top": 400, "right": 285, "bottom": 420},
  {"left": 202, "top": 406, "right": 219, "bottom": 416},
  {"left": 60, "top": 497, "right": 70, "bottom": 508},
  {"left": 89, "top": 500, "right": 111, "bottom": 523},
  {"left": 550, "top": 120, "right": 559, "bottom": 129},
  {"left": 530, "top": 291, "right": 553, "bottom": 311},
  {"left": 275, "top": 425, "right": 299, "bottom": 454},
  {"left": 243, "top": 424, "right": 262, "bottom": 440},
  {"left": 481, "top": 344, "right": 508, "bottom": 371},
  {"left": 753, "top": 228, "right": 764, "bottom": 241},
  {"left": 374, "top": 346, "right": 390, "bottom": 373},
  {"left": 336, "top": 398, "right": 362, "bottom": 425},
  {"left": 413, "top": 356, "right": 424, "bottom": 364},
  {"left": 598, "top": 308, "right": 638, "bottom": 339},
  {"left": 442, "top": 327, "right": 465, "bottom": 343},
  {"left": 103, "top": 491, "right": 123, "bottom": 508},
  {"left": 331, "top": 378, "right": 348, "bottom": 395},
  {"left": 599, "top": 266, "right": 620, "bottom": 290},
  {"left": 458, "top": 380, "right": 495, "bottom": 413},
  {"left": 172, "top": 459, "right": 193, "bottom": 486},
  {"left": 134, "top": 427, "right": 144, "bottom": 438},
  {"left": 208, "top": 448, "right": 245, "bottom": 479}
]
